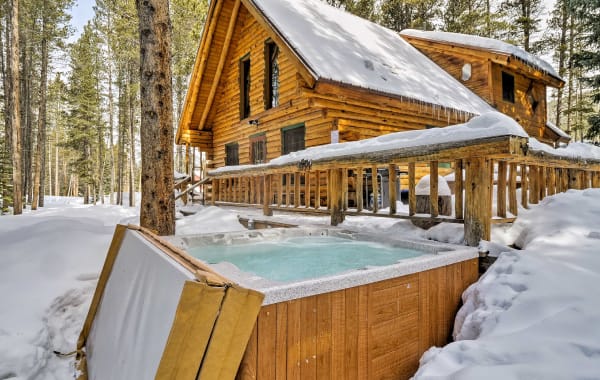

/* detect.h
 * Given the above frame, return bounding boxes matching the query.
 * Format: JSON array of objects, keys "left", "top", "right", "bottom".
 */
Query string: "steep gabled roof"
[
  {"left": 251, "top": 0, "right": 492, "bottom": 115},
  {"left": 400, "top": 29, "right": 564, "bottom": 87}
]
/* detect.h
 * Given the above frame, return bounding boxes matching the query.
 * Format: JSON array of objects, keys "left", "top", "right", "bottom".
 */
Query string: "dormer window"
[
  {"left": 502, "top": 72, "right": 515, "bottom": 103},
  {"left": 239, "top": 55, "right": 251, "bottom": 119},
  {"left": 264, "top": 40, "right": 279, "bottom": 109}
]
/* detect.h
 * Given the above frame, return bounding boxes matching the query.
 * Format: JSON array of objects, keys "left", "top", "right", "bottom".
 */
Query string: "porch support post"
[
  {"left": 330, "top": 168, "right": 345, "bottom": 226},
  {"left": 464, "top": 157, "right": 492, "bottom": 246},
  {"left": 263, "top": 175, "right": 273, "bottom": 216}
]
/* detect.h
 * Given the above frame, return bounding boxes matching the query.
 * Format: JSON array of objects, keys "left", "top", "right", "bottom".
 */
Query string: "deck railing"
[{"left": 204, "top": 135, "right": 600, "bottom": 246}]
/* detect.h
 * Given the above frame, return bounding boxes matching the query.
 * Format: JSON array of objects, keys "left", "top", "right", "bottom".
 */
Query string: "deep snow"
[{"left": 1, "top": 189, "right": 599, "bottom": 379}]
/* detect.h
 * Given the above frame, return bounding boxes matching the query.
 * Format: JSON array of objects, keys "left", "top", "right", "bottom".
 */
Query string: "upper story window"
[
  {"left": 502, "top": 72, "right": 515, "bottom": 103},
  {"left": 264, "top": 41, "right": 279, "bottom": 109},
  {"left": 250, "top": 133, "right": 267, "bottom": 164},
  {"left": 282, "top": 124, "right": 305, "bottom": 155},
  {"left": 225, "top": 142, "right": 239, "bottom": 166},
  {"left": 239, "top": 55, "right": 251, "bottom": 119}
]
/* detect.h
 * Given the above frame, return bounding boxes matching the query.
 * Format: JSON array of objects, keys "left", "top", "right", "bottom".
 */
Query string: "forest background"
[{"left": 0, "top": 0, "right": 598, "bottom": 214}]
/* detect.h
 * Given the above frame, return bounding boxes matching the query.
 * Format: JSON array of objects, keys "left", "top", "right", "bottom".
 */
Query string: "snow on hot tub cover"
[{"left": 250, "top": 0, "right": 492, "bottom": 116}]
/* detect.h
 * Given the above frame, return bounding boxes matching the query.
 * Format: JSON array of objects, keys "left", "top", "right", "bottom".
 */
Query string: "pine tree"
[
  {"left": 136, "top": 0, "right": 175, "bottom": 235},
  {"left": 570, "top": 0, "right": 600, "bottom": 141},
  {"left": 378, "top": 0, "right": 441, "bottom": 32},
  {"left": 66, "top": 23, "right": 103, "bottom": 203},
  {"left": 499, "top": 0, "right": 544, "bottom": 52},
  {"left": 325, "top": 0, "right": 377, "bottom": 21},
  {"left": 8, "top": 0, "right": 23, "bottom": 214},
  {"left": 442, "top": 0, "right": 488, "bottom": 35}
]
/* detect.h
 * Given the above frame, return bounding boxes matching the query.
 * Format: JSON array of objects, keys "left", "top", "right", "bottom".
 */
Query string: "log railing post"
[
  {"left": 568, "top": 169, "right": 579, "bottom": 190},
  {"left": 263, "top": 175, "right": 272, "bottom": 216},
  {"left": 342, "top": 168, "right": 348, "bottom": 211},
  {"left": 356, "top": 167, "right": 363, "bottom": 212},
  {"left": 508, "top": 163, "right": 517, "bottom": 216},
  {"left": 539, "top": 166, "right": 546, "bottom": 201},
  {"left": 520, "top": 164, "right": 528, "bottom": 209},
  {"left": 315, "top": 171, "right": 321, "bottom": 209},
  {"left": 593, "top": 172, "right": 600, "bottom": 188},
  {"left": 497, "top": 161, "right": 507, "bottom": 218},
  {"left": 212, "top": 179, "right": 218, "bottom": 205},
  {"left": 547, "top": 167, "right": 555, "bottom": 196},
  {"left": 330, "top": 168, "right": 345, "bottom": 226},
  {"left": 464, "top": 157, "right": 492, "bottom": 246},
  {"left": 454, "top": 159, "right": 463, "bottom": 220},
  {"left": 529, "top": 165, "right": 539, "bottom": 205},
  {"left": 372, "top": 165, "right": 379, "bottom": 214},
  {"left": 430, "top": 161, "right": 439, "bottom": 217},
  {"left": 305, "top": 171, "right": 311, "bottom": 207},
  {"left": 408, "top": 162, "right": 416, "bottom": 216},
  {"left": 294, "top": 172, "right": 301, "bottom": 208},
  {"left": 389, "top": 164, "right": 397, "bottom": 215}
]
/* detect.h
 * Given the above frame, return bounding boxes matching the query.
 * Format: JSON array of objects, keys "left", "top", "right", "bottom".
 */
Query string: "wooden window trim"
[
  {"left": 264, "top": 40, "right": 279, "bottom": 110},
  {"left": 239, "top": 54, "right": 251, "bottom": 120},
  {"left": 281, "top": 124, "right": 305, "bottom": 155},
  {"left": 250, "top": 133, "right": 267, "bottom": 164},
  {"left": 502, "top": 71, "right": 515, "bottom": 104},
  {"left": 225, "top": 142, "right": 239, "bottom": 166}
]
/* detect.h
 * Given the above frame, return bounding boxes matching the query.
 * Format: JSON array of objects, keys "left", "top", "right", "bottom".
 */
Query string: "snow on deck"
[
  {"left": 210, "top": 112, "right": 527, "bottom": 175},
  {"left": 251, "top": 0, "right": 492, "bottom": 116},
  {"left": 528, "top": 138, "right": 600, "bottom": 162},
  {"left": 400, "top": 29, "right": 561, "bottom": 81}
]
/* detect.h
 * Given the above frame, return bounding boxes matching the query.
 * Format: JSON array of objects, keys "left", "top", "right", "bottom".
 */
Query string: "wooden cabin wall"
[
  {"left": 204, "top": 3, "right": 333, "bottom": 167},
  {"left": 237, "top": 259, "right": 479, "bottom": 380},
  {"left": 400, "top": 40, "right": 492, "bottom": 103},
  {"left": 491, "top": 63, "right": 546, "bottom": 139}
]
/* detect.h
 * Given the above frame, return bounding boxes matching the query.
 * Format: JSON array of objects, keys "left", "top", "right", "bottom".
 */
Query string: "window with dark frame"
[
  {"left": 502, "top": 72, "right": 515, "bottom": 103},
  {"left": 264, "top": 41, "right": 279, "bottom": 109},
  {"left": 225, "top": 143, "right": 239, "bottom": 166},
  {"left": 250, "top": 134, "right": 267, "bottom": 164},
  {"left": 239, "top": 55, "right": 251, "bottom": 119},
  {"left": 281, "top": 124, "right": 305, "bottom": 155}
]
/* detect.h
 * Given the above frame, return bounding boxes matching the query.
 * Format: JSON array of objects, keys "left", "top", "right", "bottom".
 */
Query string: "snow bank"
[
  {"left": 414, "top": 189, "right": 600, "bottom": 379},
  {"left": 415, "top": 175, "right": 452, "bottom": 196},
  {"left": 0, "top": 198, "right": 138, "bottom": 380},
  {"left": 212, "top": 112, "right": 526, "bottom": 174},
  {"left": 252, "top": 0, "right": 492, "bottom": 115},
  {"left": 176, "top": 206, "right": 246, "bottom": 235},
  {"left": 401, "top": 29, "right": 560, "bottom": 80}
]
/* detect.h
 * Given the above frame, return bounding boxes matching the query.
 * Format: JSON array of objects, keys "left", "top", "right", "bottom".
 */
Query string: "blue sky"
[{"left": 68, "top": 0, "right": 95, "bottom": 41}]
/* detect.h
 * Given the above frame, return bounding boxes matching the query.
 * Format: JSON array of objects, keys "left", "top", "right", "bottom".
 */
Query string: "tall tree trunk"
[
  {"left": 32, "top": 13, "right": 48, "bottom": 210},
  {"left": 136, "top": 0, "right": 175, "bottom": 235},
  {"left": 566, "top": 14, "right": 575, "bottom": 134},
  {"left": 9, "top": 0, "right": 22, "bottom": 214},
  {"left": 108, "top": 59, "right": 115, "bottom": 205},
  {"left": 128, "top": 63, "right": 135, "bottom": 207},
  {"left": 117, "top": 65, "right": 125, "bottom": 205},
  {"left": 1, "top": 13, "right": 13, "bottom": 212},
  {"left": 555, "top": 0, "right": 568, "bottom": 129}
]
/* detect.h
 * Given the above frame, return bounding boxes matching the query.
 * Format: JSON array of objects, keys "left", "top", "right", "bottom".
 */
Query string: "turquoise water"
[{"left": 187, "top": 236, "right": 424, "bottom": 283}]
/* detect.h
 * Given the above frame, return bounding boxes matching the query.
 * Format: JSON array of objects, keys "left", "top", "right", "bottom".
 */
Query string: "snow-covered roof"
[
  {"left": 251, "top": 0, "right": 492, "bottom": 116},
  {"left": 545, "top": 121, "right": 571, "bottom": 141},
  {"left": 210, "top": 112, "right": 527, "bottom": 175},
  {"left": 400, "top": 29, "right": 561, "bottom": 81}
]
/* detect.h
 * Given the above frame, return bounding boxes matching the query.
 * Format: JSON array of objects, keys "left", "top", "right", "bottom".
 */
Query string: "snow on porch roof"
[
  {"left": 250, "top": 0, "right": 493, "bottom": 116},
  {"left": 400, "top": 29, "right": 562, "bottom": 82}
]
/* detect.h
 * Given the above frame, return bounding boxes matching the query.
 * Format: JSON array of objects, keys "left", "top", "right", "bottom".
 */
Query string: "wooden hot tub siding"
[{"left": 236, "top": 258, "right": 478, "bottom": 380}]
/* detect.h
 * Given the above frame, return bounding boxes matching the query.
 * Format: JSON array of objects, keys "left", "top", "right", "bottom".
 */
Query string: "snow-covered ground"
[{"left": 1, "top": 190, "right": 599, "bottom": 379}]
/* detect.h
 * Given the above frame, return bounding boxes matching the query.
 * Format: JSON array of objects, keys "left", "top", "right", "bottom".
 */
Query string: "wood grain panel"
[{"left": 237, "top": 259, "right": 478, "bottom": 379}]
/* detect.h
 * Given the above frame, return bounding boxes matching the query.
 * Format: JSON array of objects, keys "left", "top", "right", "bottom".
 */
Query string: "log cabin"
[
  {"left": 176, "top": 0, "right": 566, "bottom": 173},
  {"left": 399, "top": 30, "right": 568, "bottom": 146},
  {"left": 177, "top": 0, "right": 489, "bottom": 171}
]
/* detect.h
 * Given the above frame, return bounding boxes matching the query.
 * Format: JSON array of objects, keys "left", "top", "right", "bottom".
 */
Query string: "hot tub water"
[{"left": 187, "top": 236, "right": 424, "bottom": 283}]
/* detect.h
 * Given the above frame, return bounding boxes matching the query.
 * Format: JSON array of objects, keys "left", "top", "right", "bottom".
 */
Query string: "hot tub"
[{"left": 170, "top": 228, "right": 478, "bottom": 379}]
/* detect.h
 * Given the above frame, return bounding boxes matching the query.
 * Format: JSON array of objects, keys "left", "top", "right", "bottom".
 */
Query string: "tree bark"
[
  {"left": 136, "top": 0, "right": 175, "bottom": 235},
  {"left": 32, "top": 12, "right": 48, "bottom": 210},
  {"left": 9, "top": 0, "right": 23, "bottom": 214},
  {"left": 128, "top": 63, "right": 135, "bottom": 207}
]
